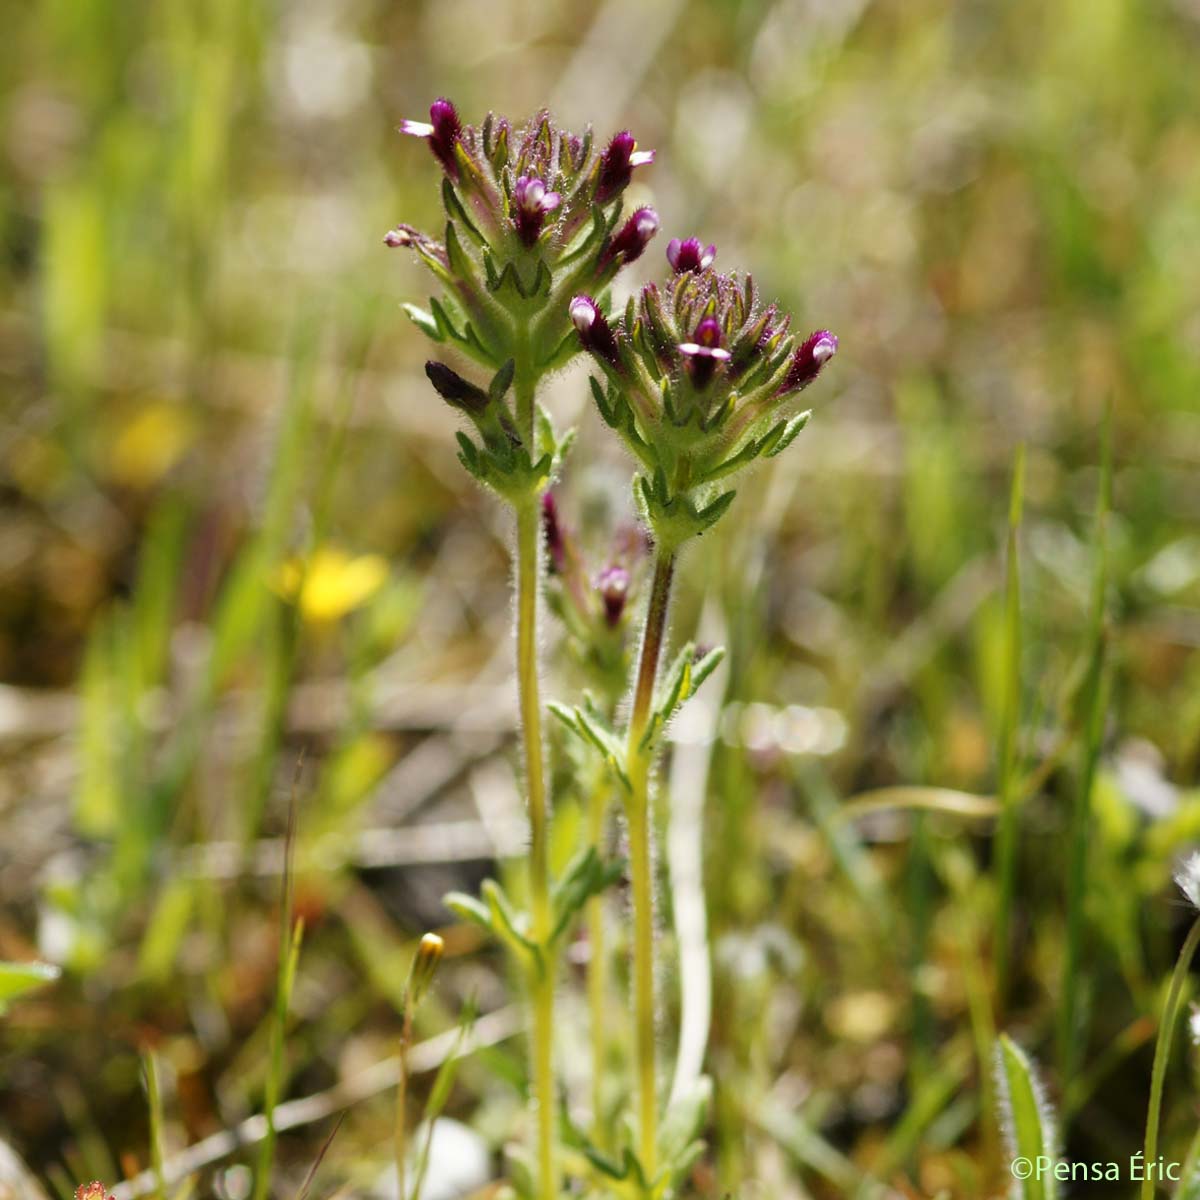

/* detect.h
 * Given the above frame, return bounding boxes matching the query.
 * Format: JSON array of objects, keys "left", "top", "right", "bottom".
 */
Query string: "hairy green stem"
[
  {"left": 514, "top": 364, "right": 555, "bottom": 1200},
  {"left": 626, "top": 548, "right": 676, "bottom": 1177},
  {"left": 1141, "top": 915, "right": 1200, "bottom": 1200},
  {"left": 587, "top": 766, "right": 610, "bottom": 1143}
]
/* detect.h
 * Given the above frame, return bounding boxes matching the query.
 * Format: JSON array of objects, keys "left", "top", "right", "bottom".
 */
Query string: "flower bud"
[
  {"left": 600, "top": 207, "right": 659, "bottom": 268},
  {"left": 399, "top": 98, "right": 463, "bottom": 178},
  {"left": 780, "top": 330, "right": 838, "bottom": 394},
  {"left": 542, "top": 491, "right": 567, "bottom": 574},
  {"left": 666, "top": 237, "right": 716, "bottom": 274},
  {"left": 512, "top": 175, "right": 562, "bottom": 246},
  {"left": 76, "top": 1187, "right": 114, "bottom": 1200},
  {"left": 406, "top": 932, "right": 444, "bottom": 1010},
  {"left": 596, "top": 564, "right": 631, "bottom": 627},
  {"left": 570, "top": 295, "right": 621, "bottom": 367},
  {"left": 424, "top": 361, "right": 489, "bottom": 416},
  {"left": 595, "top": 130, "right": 656, "bottom": 204}
]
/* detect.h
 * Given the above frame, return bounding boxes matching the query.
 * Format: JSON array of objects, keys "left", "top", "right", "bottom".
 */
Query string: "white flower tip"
[
  {"left": 630, "top": 149, "right": 655, "bottom": 167},
  {"left": 570, "top": 297, "right": 596, "bottom": 331},
  {"left": 399, "top": 120, "right": 434, "bottom": 138},
  {"left": 1176, "top": 851, "right": 1200, "bottom": 909},
  {"left": 813, "top": 337, "right": 837, "bottom": 364}
]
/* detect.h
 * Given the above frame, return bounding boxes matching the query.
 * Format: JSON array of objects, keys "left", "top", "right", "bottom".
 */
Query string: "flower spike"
[
  {"left": 390, "top": 101, "right": 658, "bottom": 388},
  {"left": 576, "top": 260, "right": 838, "bottom": 546}
]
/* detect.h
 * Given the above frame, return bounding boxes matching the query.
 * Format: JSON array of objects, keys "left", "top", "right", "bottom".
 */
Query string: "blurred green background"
[{"left": 3, "top": 0, "right": 1200, "bottom": 1196}]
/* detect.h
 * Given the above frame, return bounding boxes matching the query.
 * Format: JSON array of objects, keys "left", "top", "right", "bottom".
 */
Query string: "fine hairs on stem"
[{"left": 625, "top": 548, "right": 676, "bottom": 1172}]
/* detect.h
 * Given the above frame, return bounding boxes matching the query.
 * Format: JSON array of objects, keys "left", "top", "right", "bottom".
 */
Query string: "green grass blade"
[
  {"left": 994, "top": 445, "right": 1025, "bottom": 1003},
  {"left": 253, "top": 790, "right": 304, "bottom": 1200},
  {"left": 1058, "top": 414, "right": 1111, "bottom": 1086},
  {"left": 0, "top": 961, "right": 60, "bottom": 1014},
  {"left": 995, "top": 1034, "right": 1058, "bottom": 1200},
  {"left": 142, "top": 1051, "right": 167, "bottom": 1200},
  {"left": 1142, "top": 916, "right": 1200, "bottom": 1200}
]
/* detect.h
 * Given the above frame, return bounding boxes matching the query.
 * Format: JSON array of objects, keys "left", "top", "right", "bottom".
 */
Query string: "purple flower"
[
  {"left": 595, "top": 130, "right": 655, "bottom": 204},
  {"left": 512, "top": 175, "right": 562, "bottom": 246},
  {"left": 600, "top": 207, "right": 660, "bottom": 268},
  {"left": 425, "top": 361, "right": 489, "bottom": 415},
  {"left": 679, "top": 315, "right": 731, "bottom": 389},
  {"left": 399, "top": 98, "right": 463, "bottom": 177},
  {"left": 780, "top": 330, "right": 839, "bottom": 394},
  {"left": 570, "top": 295, "right": 621, "bottom": 367},
  {"left": 666, "top": 237, "right": 716, "bottom": 274},
  {"left": 596, "top": 564, "right": 631, "bottom": 627}
]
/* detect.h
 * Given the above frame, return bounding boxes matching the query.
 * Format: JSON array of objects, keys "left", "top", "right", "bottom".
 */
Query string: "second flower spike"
[{"left": 572, "top": 241, "right": 839, "bottom": 549}]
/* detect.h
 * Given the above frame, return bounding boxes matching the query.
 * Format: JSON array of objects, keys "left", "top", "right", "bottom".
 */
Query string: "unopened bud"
[
  {"left": 570, "top": 295, "right": 621, "bottom": 367},
  {"left": 780, "top": 330, "right": 838, "bottom": 394},
  {"left": 406, "top": 932, "right": 444, "bottom": 1010},
  {"left": 425, "top": 361, "right": 490, "bottom": 416},
  {"left": 600, "top": 207, "right": 659, "bottom": 268},
  {"left": 596, "top": 564, "right": 631, "bottom": 627}
]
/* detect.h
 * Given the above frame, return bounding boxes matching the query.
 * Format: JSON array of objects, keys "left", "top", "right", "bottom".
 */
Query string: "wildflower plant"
[
  {"left": 389, "top": 98, "right": 838, "bottom": 1200},
  {"left": 557, "top": 252, "right": 836, "bottom": 1187},
  {"left": 389, "top": 98, "right": 658, "bottom": 1200}
]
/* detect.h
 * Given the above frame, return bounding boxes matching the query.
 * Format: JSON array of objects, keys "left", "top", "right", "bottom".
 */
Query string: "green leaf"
[
  {"left": 0, "top": 961, "right": 60, "bottom": 1014},
  {"left": 657, "top": 1077, "right": 711, "bottom": 1180},
  {"left": 640, "top": 644, "right": 726, "bottom": 753},
  {"left": 549, "top": 847, "right": 624, "bottom": 946},
  {"left": 489, "top": 359, "right": 515, "bottom": 401},
  {"left": 444, "top": 890, "right": 491, "bottom": 931},
  {"left": 764, "top": 409, "right": 811, "bottom": 457},
  {"left": 548, "top": 701, "right": 631, "bottom": 792},
  {"left": 482, "top": 880, "right": 540, "bottom": 966},
  {"left": 428, "top": 296, "right": 464, "bottom": 342},
  {"left": 695, "top": 488, "right": 736, "bottom": 532},
  {"left": 995, "top": 1034, "right": 1058, "bottom": 1200},
  {"left": 401, "top": 304, "right": 444, "bottom": 343},
  {"left": 441, "top": 177, "right": 485, "bottom": 245}
]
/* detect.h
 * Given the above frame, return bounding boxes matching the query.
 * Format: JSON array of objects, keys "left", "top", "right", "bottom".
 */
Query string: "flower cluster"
[
  {"left": 388, "top": 99, "right": 658, "bottom": 377},
  {"left": 542, "top": 491, "right": 646, "bottom": 703},
  {"left": 571, "top": 248, "right": 837, "bottom": 548}
]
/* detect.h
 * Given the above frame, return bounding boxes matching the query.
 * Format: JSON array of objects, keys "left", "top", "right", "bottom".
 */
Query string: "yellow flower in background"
[
  {"left": 275, "top": 546, "right": 388, "bottom": 624},
  {"left": 109, "top": 403, "right": 194, "bottom": 489}
]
